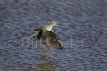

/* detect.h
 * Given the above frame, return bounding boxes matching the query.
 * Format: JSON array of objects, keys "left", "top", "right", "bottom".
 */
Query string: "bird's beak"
[{"left": 59, "top": 26, "right": 63, "bottom": 29}]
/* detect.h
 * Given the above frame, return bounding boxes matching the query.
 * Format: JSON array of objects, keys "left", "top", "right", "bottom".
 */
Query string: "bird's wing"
[
  {"left": 36, "top": 29, "right": 43, "bottom": 40},
  {"left": 28, "top": 28, "right": 42, "bottom": 41},
  {"left": 32, "top": 28, "right": 41, "bottom": 34},
  {"left": 45, "top": 30, "right": 65, "bottom": 50},
  {"left": 33, "top": 28, "right": 41, "bottom": 31}
]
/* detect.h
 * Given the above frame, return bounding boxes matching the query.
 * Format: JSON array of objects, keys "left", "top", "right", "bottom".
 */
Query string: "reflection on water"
[
  {"left": 36, "top": 60, "right": 57, "bottom": 71},
  {"left": 0, "top": 0, "right": 107, "bottom": 71}
]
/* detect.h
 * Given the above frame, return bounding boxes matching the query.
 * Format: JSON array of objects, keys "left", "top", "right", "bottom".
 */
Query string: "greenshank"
[{"left": 27, "top": 21, "right": 65, "bottom": 54}]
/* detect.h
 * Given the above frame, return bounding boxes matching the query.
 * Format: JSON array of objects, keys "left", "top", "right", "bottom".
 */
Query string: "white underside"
[{"left": 46, "top": 25, "right": 52, "bottom": 31}]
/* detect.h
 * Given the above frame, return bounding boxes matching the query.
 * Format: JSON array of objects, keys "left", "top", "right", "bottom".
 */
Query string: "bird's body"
[{"left": 27, "top": 21, "right": 65, "bottom": 54}]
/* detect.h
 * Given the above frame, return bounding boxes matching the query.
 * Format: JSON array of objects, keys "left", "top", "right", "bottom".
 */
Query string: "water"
[{"left": 0, "top": 0, "right": 107, "bottom": 71}]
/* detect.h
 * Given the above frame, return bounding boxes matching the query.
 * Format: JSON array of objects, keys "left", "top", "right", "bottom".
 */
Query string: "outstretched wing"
[
  {"left": 27, "top": 28, "right": 42, "bottom": 41},
  {"left": 45, "top": 30, "right": 65, "bottom": 50},
  {"left": 33, "top": 28, "right": 40, "bottom": 31}
]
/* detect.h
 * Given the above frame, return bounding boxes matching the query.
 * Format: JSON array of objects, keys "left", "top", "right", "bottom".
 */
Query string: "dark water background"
[{"left": 0, "top": 0, "right": 107, "bottom": 71}]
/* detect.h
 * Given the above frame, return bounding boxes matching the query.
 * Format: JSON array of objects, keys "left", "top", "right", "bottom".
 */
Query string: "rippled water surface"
[{"left": 0, "top": 0, "right": 107, "bottom": 71}]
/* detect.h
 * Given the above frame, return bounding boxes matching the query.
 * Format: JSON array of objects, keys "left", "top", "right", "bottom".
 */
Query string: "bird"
[{"left": 27, "top": 21, "right": 65, "bottom": 54}]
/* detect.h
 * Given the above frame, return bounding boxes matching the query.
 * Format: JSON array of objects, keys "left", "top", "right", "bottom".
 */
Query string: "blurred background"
[{"left": 0, "top": 0, "right": 107, "bottom": 71}]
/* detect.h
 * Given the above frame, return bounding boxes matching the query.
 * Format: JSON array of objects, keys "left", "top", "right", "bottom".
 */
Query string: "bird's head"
[{"left": 50, "top": 21, "right": 58, "bottom": 27}]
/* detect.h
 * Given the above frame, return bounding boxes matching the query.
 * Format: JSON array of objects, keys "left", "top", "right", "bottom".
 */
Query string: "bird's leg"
[
  {"left": 40, "top": 40, "right": 51, "bottom": 54},
  {"left": 41, "top": 44, "right": 51, "bottom": 54}
]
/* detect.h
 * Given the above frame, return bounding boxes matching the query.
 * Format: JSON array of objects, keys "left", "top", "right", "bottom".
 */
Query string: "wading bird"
[{"left": 27, "top": 21, "right": 65, "bottom": 54}]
